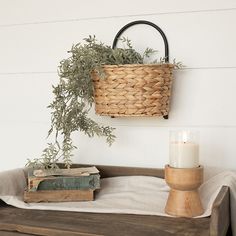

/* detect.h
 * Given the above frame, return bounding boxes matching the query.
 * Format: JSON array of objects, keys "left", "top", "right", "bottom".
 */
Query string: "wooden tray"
[{"left": 0, "top": 164, "right": 231, "bottom": 236}]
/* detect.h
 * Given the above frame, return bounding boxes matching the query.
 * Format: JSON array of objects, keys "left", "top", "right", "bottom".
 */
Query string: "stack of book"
[{"left": 24, "top": 166, "right": 100, "bottom": 203}]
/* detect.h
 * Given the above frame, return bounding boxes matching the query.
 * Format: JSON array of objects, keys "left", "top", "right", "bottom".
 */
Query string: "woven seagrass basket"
[{"left": 93, "top": 20, "right": 174, "bottom": 118}]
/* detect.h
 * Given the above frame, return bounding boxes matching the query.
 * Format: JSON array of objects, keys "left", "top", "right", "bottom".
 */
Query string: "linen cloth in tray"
[{"left": 0, "top": 168, "right": 236, "bottom": 235}]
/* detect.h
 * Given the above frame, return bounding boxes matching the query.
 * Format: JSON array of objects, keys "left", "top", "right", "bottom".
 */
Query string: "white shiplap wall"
[{"left": 0, "top": 0, "right": 236, "bottom": 171}]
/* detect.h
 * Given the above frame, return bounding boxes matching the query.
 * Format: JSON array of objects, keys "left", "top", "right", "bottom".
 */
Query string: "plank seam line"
[
  {"left": 1, "top": 66, "right": 236, "bottom": 75},
  {"left": 0, "top": 7, "right": 236, "bottom": 28}
]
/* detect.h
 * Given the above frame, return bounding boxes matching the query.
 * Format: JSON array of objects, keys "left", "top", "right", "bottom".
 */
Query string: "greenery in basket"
[{"left": 26, "top": 36, "right": 182, "bottom": 169}]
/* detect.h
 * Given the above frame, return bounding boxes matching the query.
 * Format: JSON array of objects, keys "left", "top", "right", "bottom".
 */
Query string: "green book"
[
  {"left": 27, "top": 167, "right": 100, "bottom": 192},
  {"left": 37, "top": 174, "right": 100, "bottom": 191}
]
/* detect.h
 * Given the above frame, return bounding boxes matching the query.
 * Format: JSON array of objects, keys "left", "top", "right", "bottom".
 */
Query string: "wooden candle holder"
[{"left": 165, "top": 165, "right": 204, "bottom": 217}]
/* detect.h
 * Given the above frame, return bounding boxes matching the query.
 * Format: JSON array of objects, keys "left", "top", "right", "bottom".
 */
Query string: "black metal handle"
[{"left": 112, "top": 20, "right": 169, "bottom": 63}]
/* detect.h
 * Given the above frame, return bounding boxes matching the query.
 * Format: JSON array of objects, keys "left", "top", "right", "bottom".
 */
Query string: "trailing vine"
[{"left": 26, "top": 36, "right": 182, "bottom": 169}]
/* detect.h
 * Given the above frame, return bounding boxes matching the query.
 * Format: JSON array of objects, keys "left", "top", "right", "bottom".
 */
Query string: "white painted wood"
[
  {"left": 0, "top": 10, "right": 236, "bottom": 73},
  {"left": 0, "top": 0, "right": 236, "bottom": 26},
  {"left": 73, "top": 126, "right": 236, "bottom": 170},
  {"left": 1, "top": 123, "right": 235, "bottom": 171},
  {"left": 0, "top": 1, "right": 236, "bottom": 172},
  {"left": 1, "top": 68, "right": 236, "bottom": 126},
  {"left": 0, "top": 122, "right": 50, "bottom": 171},
  {"left": 0, "top": 74, "right": 57, "bottom": 123},
  {"left": 91, "top": 68, "right": 236, "bottom": 127}
]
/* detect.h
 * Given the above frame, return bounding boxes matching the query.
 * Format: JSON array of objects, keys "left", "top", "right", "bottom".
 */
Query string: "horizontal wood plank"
[
  {"left": 0, "top": 231, "right": 34, "bottom": 236},
  {"left": 0, "top": 11, "right": 236, "bottom": 73},
  {"left": 1, "top": 124, "right": 236, "bottom": 171},
  {"left": 1, "top": 68, "right": 236, "bottom": 127},
  {"left": 0, "top": 204, "right": 210, "bottom": 236},
  {"left": 66, "top": 163, "right": 165, "bottom": 179},
  {"left": 1, "top": 0, "right": 236, "bottom": 26}
]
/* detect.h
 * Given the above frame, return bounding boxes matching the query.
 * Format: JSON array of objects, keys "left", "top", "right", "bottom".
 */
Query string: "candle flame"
[{"left": 183, "top": 131, "right": 188, "bottom": 143}]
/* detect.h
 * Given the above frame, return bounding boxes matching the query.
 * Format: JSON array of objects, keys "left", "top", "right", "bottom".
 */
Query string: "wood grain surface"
[
  {"left": 165, "top": 165, "right": 204, "bottom": 217},
  {"left": 62, "top": 164, "right": 165, "bottom": 179},
  {"left": 24, "top": 189, "right": 94, "bottom": 203},
  {"left": 0, "top": 202, "right": 210, "bottom": 236},
  {"left": 0, "top": 165, "right": 231, "bottom": 236},
  {"left": 210, "top": 186, "right": 231, "bottom": 236}
]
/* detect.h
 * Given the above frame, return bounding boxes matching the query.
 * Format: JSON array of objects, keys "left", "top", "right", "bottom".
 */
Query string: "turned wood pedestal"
[{"left": 165, "top": 165, "right": 204, "bottom": 217}]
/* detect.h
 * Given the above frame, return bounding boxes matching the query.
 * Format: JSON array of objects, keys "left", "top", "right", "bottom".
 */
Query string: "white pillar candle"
[{"left": 169, "top": 130, "right": 199, "bottom": 168}]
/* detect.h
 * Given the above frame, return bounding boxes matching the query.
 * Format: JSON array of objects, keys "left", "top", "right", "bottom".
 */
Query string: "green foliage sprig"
[{"left": 26, "top": 36, "right": 181, "bottom": 169}]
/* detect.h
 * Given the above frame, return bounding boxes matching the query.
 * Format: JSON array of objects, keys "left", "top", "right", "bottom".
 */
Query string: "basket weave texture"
[{"left": 93, "top": 64, "right": 174, "bottom": 117}]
